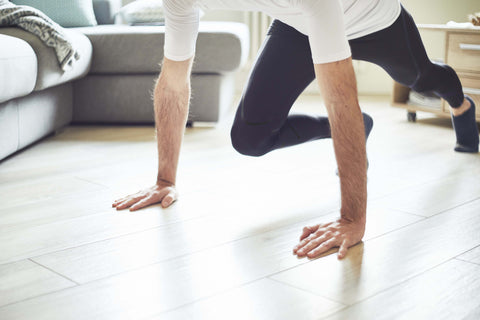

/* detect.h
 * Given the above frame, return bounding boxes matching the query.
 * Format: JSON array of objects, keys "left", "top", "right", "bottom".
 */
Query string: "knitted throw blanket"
[{"left": 0, "top": 0, "right": 80, "bottom": 71}]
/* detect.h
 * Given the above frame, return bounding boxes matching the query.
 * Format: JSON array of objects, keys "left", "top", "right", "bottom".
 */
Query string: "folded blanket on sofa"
[{"left": 0, "top": 0, "right": 79, "bottom": 71}]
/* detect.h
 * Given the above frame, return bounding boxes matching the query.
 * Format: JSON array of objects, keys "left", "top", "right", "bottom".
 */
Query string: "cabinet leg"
[{"left": 407, "top": 111, "right": 417, "bottom": 122}]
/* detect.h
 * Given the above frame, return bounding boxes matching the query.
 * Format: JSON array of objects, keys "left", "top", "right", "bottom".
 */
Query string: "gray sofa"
[{"left": 0, "top": 0, "right": 249, "bottom": 161}]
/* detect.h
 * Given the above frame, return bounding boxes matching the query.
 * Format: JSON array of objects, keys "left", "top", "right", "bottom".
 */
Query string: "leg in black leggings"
[
  {"left": 349, "top": 6, "right": 478, "bottom": 152},
  {"left": 231, "top": 21, "right": 373, "bottom": 157},
  {"left": 349, "top": 7, "right": 463, "bottom": 107},
  {"left": 231, "top": 21, "right": 325, "bottom": 157},
  {"left": 231, "top": 6, "right": 478, "bottom": 156}
]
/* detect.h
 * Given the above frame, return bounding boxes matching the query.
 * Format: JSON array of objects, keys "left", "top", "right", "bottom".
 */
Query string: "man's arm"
[
  {"left": 293, "top": 57, "right": 367, "bottom": 259},
  {"left": 112, "top": 57, "right": 193, "bottom": 211}
]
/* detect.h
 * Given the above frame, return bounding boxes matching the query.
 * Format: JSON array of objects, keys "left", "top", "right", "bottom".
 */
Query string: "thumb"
[
  {"left": 338, "top": 239, "right": 349, "bottom": 259},
  {"left": 161, "top": 190, "right": 177, "bottom": 208},
  {"left": 300, "top": 225, "right": 319, "bottom": 240}
]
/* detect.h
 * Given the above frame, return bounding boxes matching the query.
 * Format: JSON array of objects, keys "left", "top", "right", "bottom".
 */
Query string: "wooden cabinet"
[{"left": 392, "top": 25, "right": 480, "bottom": 122}]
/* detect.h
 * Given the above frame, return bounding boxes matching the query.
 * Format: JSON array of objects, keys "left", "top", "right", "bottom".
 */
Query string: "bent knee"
[{"left": 230, "top": 123, "right": 270, "bottom": 157}]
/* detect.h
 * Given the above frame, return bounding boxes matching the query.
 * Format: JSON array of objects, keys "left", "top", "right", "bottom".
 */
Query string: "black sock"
[
  {"left": 363, "top": 113, "right": 374, "bottom": 140},
  {"left": 451, "top": 96, "right": 479, "bottom": 153}
]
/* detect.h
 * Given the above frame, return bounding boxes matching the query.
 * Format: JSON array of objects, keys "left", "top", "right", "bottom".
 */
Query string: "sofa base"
[
  {"left": 73, "top": 73, "right": 236, "bottom": 124},
  {"left": 0, "top": 84, "right": 73, "bottom": 161}
]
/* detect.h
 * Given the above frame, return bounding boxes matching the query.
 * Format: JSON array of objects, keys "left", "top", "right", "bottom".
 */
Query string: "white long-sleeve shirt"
[{"left": 164, "top": 0, "right": 401, "bottom": 64}]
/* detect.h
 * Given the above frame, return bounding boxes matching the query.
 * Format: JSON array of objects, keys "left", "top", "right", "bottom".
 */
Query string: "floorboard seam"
[
  {"left": 422, "top": 196, "right": 480, "bottom": 219},
  {"left": 21, "top": 214, "right": 213, "bottom": 266},
  {"left": 453, "top": 244, "right": 480, "bottom": 259},
  {"left": 0, "top": 281, "right": 81, "bottom": 311},
  {"left": 143, "top": 277, "right": 270, "bottom": 319},
  {"left": 28, "top": 258, "right": 80, "bottom": 285},
  {"left": 73, "top": 176, "right": 110, "bottom": 188},
  {"left": 267, "top": 277, "right": 347, "bottom": 306},
  {"left": 0, "top": 259, "right": 81, "bottom": 310},
  {"left": 315, "top": 256, "right": 464, "bottom": 319},
  {"left": 453, "top": 257, "right": 480, "bottom": 266},
  {"left": 26, "top": 210, "right": 340, "bottom": 286},
  {"left": 382, "top": 208, "right": 427, "bottom": 218}
]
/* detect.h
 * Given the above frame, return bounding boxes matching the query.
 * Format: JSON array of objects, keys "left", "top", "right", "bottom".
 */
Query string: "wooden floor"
[{"left": 1, "top": 95, "right": 480, "bottom": 319}]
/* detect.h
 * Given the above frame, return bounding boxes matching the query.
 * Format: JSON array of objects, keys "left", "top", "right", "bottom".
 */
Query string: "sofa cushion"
[
  {"left": 11, "top": 0, "right": 98, "bottom": 27},
  {"left": 73, "top": 21, "right": 249, "bottom": 74},
  {"left": 0, "top": 28, "right": 92, "bottom": 91},
  {"left": 0, "top": 34, "right": 37, "bottom": 104},
  {"left": 93, "top": 0, "right": 122, "bottom": 25},
  {"left": 73, "top": 73, "right": 234, "bottom": 123},
  {"left": 117, "top": 0, "right": 165, "bottom": 25},
  {"left": 0, "top": 100, "right": 19, "bottom": 159}
]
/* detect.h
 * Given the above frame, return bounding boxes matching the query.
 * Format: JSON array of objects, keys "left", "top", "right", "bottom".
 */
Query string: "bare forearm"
[
  {"left": 154, "top": 58, "right": 193, "bottom": 185},
  {"left": 329, "top": 100, "right": 367, "bottom": 222},
  {"left": 112, "top": 57, "right": 193, "bottom": 211},
  {"left": 154, "top": 83, "right": 189, "bottom": 184},
  {"left": 315, "top": 58, "right": 367, "bottom": 223}
]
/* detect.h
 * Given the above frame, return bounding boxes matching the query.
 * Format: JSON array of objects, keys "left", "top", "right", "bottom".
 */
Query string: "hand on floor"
[
  {"left": 293, "top": 218, "right": 365, "bottom": 260},
  {"left": 112, "top": 181, "right": 178, "bottom": 211}
]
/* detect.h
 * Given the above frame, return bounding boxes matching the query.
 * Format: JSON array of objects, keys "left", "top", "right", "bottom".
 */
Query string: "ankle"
[{"left": 450, "top": 98, "right": 471, "bottom": 117}]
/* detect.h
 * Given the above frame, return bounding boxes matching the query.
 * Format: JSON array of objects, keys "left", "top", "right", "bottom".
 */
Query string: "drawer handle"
[
  {"left": 460, "top": 43, "right": 480, "bottom": 51},
  {"left": 464, "top": 88, "right": 480, "bottom": 96}
]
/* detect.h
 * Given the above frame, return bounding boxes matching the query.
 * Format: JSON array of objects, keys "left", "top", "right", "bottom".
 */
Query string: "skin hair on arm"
[
  {"left": 292, "top": 57, "right": 367, "bottom": 260},
  {"left": 315, "top": 57, "right": 367, "bottom": 224},
  {"left": 154, "top": 57, "right": 193, "bottom": 185},
  {"left": 112, "top": 57, "right": 193, "bottom": 211}
]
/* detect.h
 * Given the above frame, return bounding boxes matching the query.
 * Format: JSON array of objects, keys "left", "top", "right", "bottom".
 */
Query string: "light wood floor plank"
[
  {"left": 0, "top": 96, "right": 479, "bottom": 319},
  {"left": 0, "top": 259, "right": 75, "bottom": 307},
  {"left": 31, "top": 205, "right": 422, "bottom": 284},
  {"left": 0, "top": 175, "right": 106, "bottom": 210},
  {"left": 372, "top": 171, "right": 480, "bottom": 217},
  {"left": 270, "top": 199, "right": 480, "bottom": 305},
  {"left": 0, "top": 205, "right": 421, "bottom": 320},
  {"left": 0, "top": 155, "right": 342, "bottom": 265},
  {"left": 0, "top": 189, "right": 231, "bottom": 265},
  {"left": 0, "top": 227, "right": 312, "bottom": 319},
  {"left": 0, "top": 126, "right": 157, "bottom": 183},
  {"left": 457, "top": 245, "right": 480, "bottom": 265},
  {"left": 0, "top": 190, "right": 114, "bottom": 234},
  {"left": 151, "top": 279, "right": 344, "bottom": 320},
  {"left": 323, "top": 259, "right": 480, "bottom": 320}
]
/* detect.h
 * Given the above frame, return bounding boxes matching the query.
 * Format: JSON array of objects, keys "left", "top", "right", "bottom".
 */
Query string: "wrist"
[
  {"left": 157, "top": 176, "right": 175, "bottom": 186},
  {"left": 340, "top": 210, "right": 366, "bottom": 225}
]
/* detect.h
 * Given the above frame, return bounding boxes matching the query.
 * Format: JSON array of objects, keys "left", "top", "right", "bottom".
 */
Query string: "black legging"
[{"left": 231, "top": 6, "right": 464, "bottom": 157}]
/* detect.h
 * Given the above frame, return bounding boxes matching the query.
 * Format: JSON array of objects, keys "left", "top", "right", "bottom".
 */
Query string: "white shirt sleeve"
[
  {"left": 298, "top": 0, "right": 352, "bottom": 64},
  {"left": 163, "top": 0, "right": 200, "bottom": 61}
]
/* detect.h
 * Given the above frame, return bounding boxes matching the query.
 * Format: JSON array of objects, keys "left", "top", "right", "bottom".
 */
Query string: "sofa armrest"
[{"left": 93, "top": 0, "right": 122, "bottom": 25}]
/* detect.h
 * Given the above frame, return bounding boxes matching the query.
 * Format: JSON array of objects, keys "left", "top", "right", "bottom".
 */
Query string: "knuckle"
[
  {"left": 305, "top": 241, "right": 315, "bottom": 248},
  {"left": 323, "top": 239, "right": 335, "bottom": 247},
  {"left": 327, "top": 226, "right": 337, "bottom": 232},
  {"left": 314, "top": 230, "right": 324, "bottom": 237}
]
